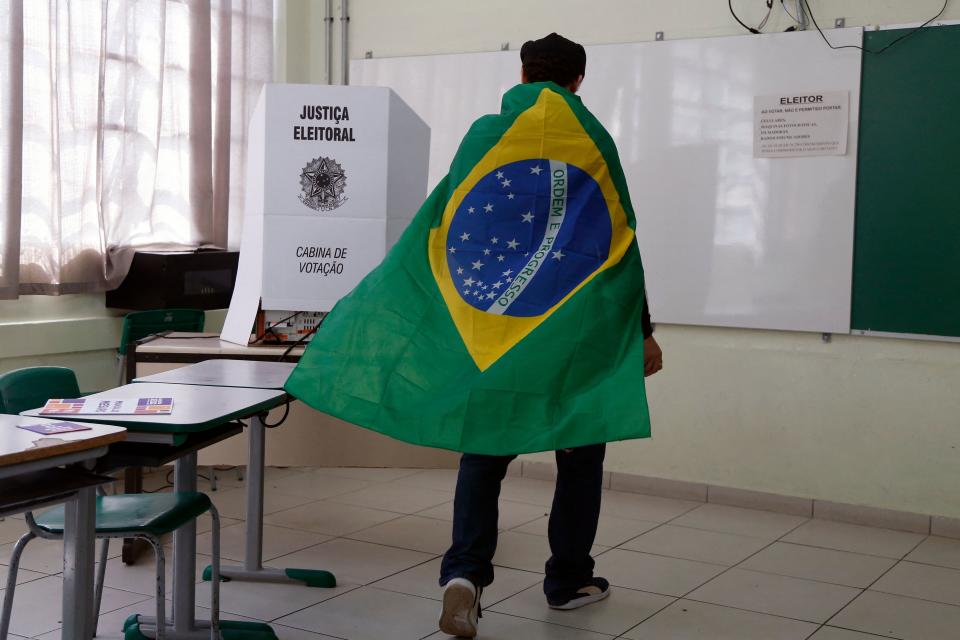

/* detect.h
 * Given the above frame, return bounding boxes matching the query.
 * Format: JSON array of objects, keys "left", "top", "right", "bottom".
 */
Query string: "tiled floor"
[{"left": 2, "top": 466, "right": 958, "bottom": 639}]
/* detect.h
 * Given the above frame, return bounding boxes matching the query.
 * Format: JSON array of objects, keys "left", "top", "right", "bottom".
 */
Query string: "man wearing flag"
[{"left": 286, "top": 32, "right": 662, "bottom": 638}]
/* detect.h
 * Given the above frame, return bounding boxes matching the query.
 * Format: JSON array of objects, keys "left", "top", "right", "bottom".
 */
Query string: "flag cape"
[{"left": 285, "top": 82, "right": 651, "bottom": 455}]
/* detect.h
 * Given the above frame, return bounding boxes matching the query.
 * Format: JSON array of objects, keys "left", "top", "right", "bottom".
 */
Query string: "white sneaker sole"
[
  {"left": 548, "top": 587, "right": 611, "bottom": 610},
  {"left": 439, "top": 582, "right": 478, "bottom": 638}
]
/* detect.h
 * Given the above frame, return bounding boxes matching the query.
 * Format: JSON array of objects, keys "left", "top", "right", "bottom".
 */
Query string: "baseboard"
[{"left": 519, "top": 462, "right": 951, "bottom": 539}]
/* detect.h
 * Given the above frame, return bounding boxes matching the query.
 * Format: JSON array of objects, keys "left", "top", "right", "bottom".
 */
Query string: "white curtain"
[{"left": 0, "top": 0, "right": 272, "bottom": 298}]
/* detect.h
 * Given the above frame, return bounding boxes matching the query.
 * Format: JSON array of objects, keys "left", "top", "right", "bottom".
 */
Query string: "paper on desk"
[{"left": 40, "top": 397, "right": 174, "bottom": 416}]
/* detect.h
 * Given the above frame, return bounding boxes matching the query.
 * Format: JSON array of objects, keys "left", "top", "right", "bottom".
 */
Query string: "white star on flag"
[
  {"left": 506, "top": 239, "right": 519, "bottom": 249},
  {"left": 448, "top": 247, "right": 456, "bottom": 254},
  {"left": 463, "top": 277, "right": 475, "bottom": 287},
  {"left": 483, "top": 203, "right": 494, "bottom": 213},
  {"left": 478, "top": 281, "right": 485, "bottom": 287},
  {"left": 486, "top": 292, "right": 496, "bottom": 299},
  {"left": 501, "top": 178, "right": 512, "bottom": 187},
  {"left": 502, "top": 269, "right": 513, "bottom": 276},
  {"left": 483, "top": 248, "right": 491, "bottom": 256},
  {"left": 507, "top": 193, "right": 515, "bottom": 200},
  {"left": 497, "top": 255, "right": 505, "bottom": 262},
  {"left": 552, "top": 250, "right": 565, "bottom": 261},
  {"left": 460, "top": 232, "right": 470, "bottom": 241},
  {"left": 491, "top": 237, "right": 499, "bottom": 244},
  {"left": 530, "top": 165, "right": 542, "bottom": 175},
  {"left": 467, "top": 206, "right": 475, "bottom": 213},
  {"left": 496, "top": 171, "right": 504, "bottom": 179},
  {"left": 492, "top": 281, "right": 503, "bottom": 289},
  {"left": 456, "top": 267, "right": 464, "bottom": 275},
  {"left": 506, "top": 276, "right": 513, "bottom": 282},
  {"left": 471, "top": 260, "right": 484, "bottom": 270},
  {"left": 521, "top": 212, "right": 534, "bottom": 223}
]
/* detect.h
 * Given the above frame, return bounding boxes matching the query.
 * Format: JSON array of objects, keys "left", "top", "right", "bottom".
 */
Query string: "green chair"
[
  {"left": 0, "top": 367, "right": 222, "bottom": 640},
  {"left": 117, "top": 309, "right": 206, "bottom": 385}
]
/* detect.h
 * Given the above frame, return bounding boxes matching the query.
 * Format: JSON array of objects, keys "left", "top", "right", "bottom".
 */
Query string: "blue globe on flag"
[{"left": 445, "top": 158, "right": 612, "bottom": 317}]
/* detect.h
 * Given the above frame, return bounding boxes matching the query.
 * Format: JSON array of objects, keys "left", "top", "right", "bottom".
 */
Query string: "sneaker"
[
  {"left": 547, "top": 577, "right": 611, "bottom": 610},
  {"left": 439, "top": 577, "right": 482, "bottom": 638}
]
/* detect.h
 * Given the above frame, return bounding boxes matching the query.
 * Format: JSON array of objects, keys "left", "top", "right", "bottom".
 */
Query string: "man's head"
[{"left": 520, "top": 33, "right": 586, "bottom": 93}]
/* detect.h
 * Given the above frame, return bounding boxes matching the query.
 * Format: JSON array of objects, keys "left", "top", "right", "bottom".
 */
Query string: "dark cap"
[{"left": 520, "top": 33, "right": 586, "bottom": 77}]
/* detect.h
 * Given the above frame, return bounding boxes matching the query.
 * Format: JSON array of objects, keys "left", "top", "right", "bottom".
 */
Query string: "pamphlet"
[
  {"left": 17, "top": 421, "right": 93, "bottom": 435},
  {"left": 40, "top": 397, "right": 174, "bottom": 416}
]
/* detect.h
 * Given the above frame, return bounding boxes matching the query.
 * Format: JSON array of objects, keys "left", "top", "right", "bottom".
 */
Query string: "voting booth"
[{"left": 222, "top": 83, "right": 430, "bottom": 344}]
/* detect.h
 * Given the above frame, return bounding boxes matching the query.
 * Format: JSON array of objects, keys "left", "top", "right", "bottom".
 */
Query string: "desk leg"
[
  {"left": 212, "top": 415, "right": 335, "bottom": 589},
  {"left": 172, "top": 453, "right": 198, "bottom": 633},
  {"left": 62, "top": 487, "right": 95, "bottom": 640},
  {"left": 124, "top": 439, "right": 277, "bottom": 639}
]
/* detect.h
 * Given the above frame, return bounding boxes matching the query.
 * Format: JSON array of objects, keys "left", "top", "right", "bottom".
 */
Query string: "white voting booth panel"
[
  {"left": 351, "top": 29, "right": 863, "bottom": 334},
  {"left": 222, "top": 84, "right": 429, "bottom": 344}
]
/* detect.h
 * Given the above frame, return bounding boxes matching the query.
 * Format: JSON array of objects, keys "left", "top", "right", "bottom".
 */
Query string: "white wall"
[{"left": 278, "top": 0, "right": 960, "bottom": 518}]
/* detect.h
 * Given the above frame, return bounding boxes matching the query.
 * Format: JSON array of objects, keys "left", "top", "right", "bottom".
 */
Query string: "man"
[{"left": 438, "top": 32, "right": 663, "bottom": 639}]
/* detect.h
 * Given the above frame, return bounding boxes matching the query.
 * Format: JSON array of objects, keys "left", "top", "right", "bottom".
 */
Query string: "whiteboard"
[{"left": 351, "top": 28, "right": 863, "bottom": 333}]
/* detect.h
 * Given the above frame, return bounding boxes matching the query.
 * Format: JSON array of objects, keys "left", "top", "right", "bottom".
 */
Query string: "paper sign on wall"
[{"left": 754, "top": 91, "right": 849, "bottom": 158}]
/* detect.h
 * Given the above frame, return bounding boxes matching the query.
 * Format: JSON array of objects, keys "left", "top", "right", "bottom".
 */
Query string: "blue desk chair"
[{"left": 0, "top": 367, "right": 222, "bottom": 640}]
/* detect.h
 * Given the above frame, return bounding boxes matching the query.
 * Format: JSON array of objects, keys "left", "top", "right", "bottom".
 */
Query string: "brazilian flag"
[{"left": 285, "top": 82, "right": 651, "bottom": 455}]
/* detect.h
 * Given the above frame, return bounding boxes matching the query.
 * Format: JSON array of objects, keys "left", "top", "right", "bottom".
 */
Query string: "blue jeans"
[{"left": 439, "top": 444, "right": 606, "bottom": 598}]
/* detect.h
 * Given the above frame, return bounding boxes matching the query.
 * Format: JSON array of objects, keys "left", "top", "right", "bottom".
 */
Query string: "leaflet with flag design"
[
  {"left": 40, "top": 397, "right": 174, "bottom": 416},
  {"left": 286, "top": 82, "right": 650, "bottom": 455}
]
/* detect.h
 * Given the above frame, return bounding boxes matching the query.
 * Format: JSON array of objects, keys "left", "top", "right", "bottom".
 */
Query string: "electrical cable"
[
  {"left": 262, "top": 397, "right": 291, "bottom": 428},
  {"left": 801, "top": 0, "right": 949, "bottom": 54},
  {"left": 780, "top": 0, "right": 801, "bottom": 24},
  {"left": 253, "top": 311, "right": 302, "bottom": 344},
  {"left": 757, "top": 0, "right": 775, "bottom": 31},
  {"left": 278, "top": 324, "right": 319, "bottom": 362},
  {"left": 729, "top": 0, "right": 761, "bottom": 34}
]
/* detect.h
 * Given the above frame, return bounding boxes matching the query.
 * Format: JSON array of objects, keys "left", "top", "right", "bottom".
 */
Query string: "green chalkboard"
[{"left": 851, "top": 24, "right": 960, "bottom": 337}]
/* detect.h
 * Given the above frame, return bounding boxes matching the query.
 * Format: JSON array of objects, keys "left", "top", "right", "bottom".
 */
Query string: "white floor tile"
[
  {"left": 1, "top": 574, "right": 147, "bottom": 637},
  {"left": 373, "top": 557, "right": 543, "bottom": 606},
  {"left": 272, "top": 624, "right": 345, "bottom": 639},
  {"left": 870, "top": 560, "right": 960, "bottom": 606},
  {"left": 265, "top": 500, "right": 402, "bottom": 536},
  {"left": 739, "top": 542, "right": 897, "bottom": 588},
  {"left": 905, "top": 535, "right": 960, "bottom": 570},
  {"left": 426, "top": 609, "right": 615, "bottom": 639},
  {"left": 327, "top": 483, "right": 453, "bottom": 514},
  {"left": 490, "top": 582, "right": 673, "bottom": 636},
  {"left": 782, "top": 519, "right": 926, "bottom": 559},
  {"left": 196, "top": 522, "right": 330, "bottom": 562},
  {"left": 101, "top": 551, "right": 210, "bottom": 596},
  {"left": 830, "top": 590, "right": 960, "bottom": 640},
  {"left": 512, "top": 514, "right": 660, "bottom": 547},
  {"left": 0, "top": 562, "right": 47, "bottom": 586},
  {"left": 620, "top": 524, "right": 771, "bottom": 566},
  {"left": 208, "top": 486, "right": 319, "bottom": 520},
  {"left": 271, "top": 538, "right": 435, "bottom": 586},
  {"left": 492, "top": 530, "right": 607, "bottom": 574},
  {"left": 497, "top": 478, "right": 558, "bottom": 507},
  {"left": 688, "top": 568, "right": 861, "bottom": 623},
  {"left": 347, "top": 515, "right": 453, "bottom": 554},
  {"left": 275, "top": 586, "right": 442, "bottom": 640},
  {"left": 600, "top": 491, "right": 702, "bottom": 523},
  {"left": 593, "top": 548, "right": 726, "bottom": 597},
  {"left": 808, "top": 627, "right": 894, "bottom": 639},
  {"left": 623, "top": 598, "right": 818, "bottom": 640},
  {"left": 394, "top": 468, "right": 460, "bottom": 491},
  {"left": 308, "top": 467, "right": 423, "bottom": 482},
  {"left": 266, "top": 471, "right": 375, "bottom": 500},
  {"left": 0, "top": 535, "right": 121, "bottom": 574},
  {"left": 195, "top": 573, "right": 358, "bottom": 621},
  {"left": 0, "top": 517, "right": 30, "bottom": 545},
  {"left": 670, "top": 504, "right": 808, "bottom": 539}
]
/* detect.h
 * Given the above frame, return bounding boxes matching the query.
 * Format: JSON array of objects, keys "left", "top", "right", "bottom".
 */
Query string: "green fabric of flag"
[{"left": 285, "top": 82, "right": 651, "bottom": 455}]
